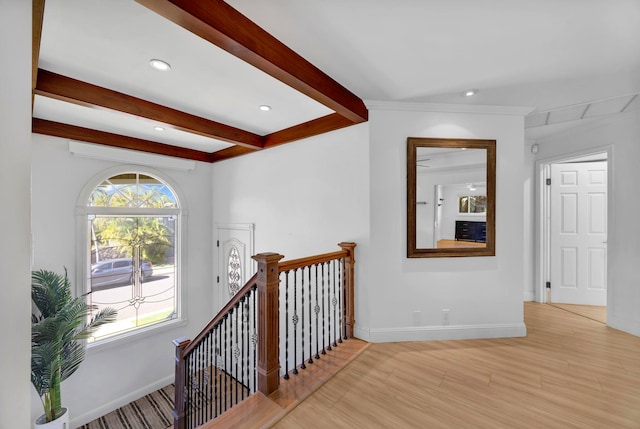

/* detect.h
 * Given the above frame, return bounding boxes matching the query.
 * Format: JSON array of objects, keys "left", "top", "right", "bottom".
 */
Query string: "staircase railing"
[{"left": 172, "top": 242, "right": 356, "bottom": 429}]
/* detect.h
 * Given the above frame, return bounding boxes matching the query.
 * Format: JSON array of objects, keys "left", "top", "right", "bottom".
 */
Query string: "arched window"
[{"left": 80, "top": 170, "right": 182, "bottom": 343}]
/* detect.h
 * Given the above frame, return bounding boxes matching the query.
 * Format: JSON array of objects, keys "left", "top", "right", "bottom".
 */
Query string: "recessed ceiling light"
[
  {"left": 259, "top": 105, "right": 271, "bottom": 111},
  {"left": 464, "top": 89, "right": 479, "bottom": 97},
  {"left": 153, "top": 126, "right": 165, "bottom": 131},
  {"left": 149, "top": 59, "right": 171, "bottom": 71}
]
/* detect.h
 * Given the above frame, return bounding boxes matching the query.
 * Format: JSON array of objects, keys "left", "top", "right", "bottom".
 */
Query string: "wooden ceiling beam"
[
  {"left": 263, "top": 114, "right": 356, "bottom": 149},
  {"left": 208, "top": 145, "right": 258, "bottom": 163},
  {"left": 32, "top": 0, "right": 46, "bottom": 109},
  {"left": 34, "top": 69, "right": 264, "bottom": 150},
  {"left": 135, "top": 0, "right": 368, "bottom": 124},
  {"left": 33, "top": 118, "right": 213, "bottom": 163}
]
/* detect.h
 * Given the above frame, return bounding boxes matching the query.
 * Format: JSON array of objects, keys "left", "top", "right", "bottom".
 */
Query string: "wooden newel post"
[
  {"left": 338, "top": 242, "right": 356, "bottom": 339},
  {"left": 173, "top": 336, "right": 191, "bottom": 429},
  {"left": 252, "top": 252, "right": 284, "bottom": 396}
]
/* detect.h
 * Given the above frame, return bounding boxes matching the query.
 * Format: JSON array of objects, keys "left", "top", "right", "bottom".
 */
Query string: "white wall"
[
  {"left": 30, "top": 135, "right": 215, "bottom": 427},
  {"left": 364, "top": 104, "right": 528, "bottom": 341},
  {"left": 211, "top": 123, "right": 371, "bottom": 327},
  {"left": 0, "top": 1, "right": 31, "bottom": 427},
  {"left": 211, "top": 102, "right": 529, "bottom": 343},
  {"left": 534, "top": 110, "right": 640, "bottom": 336}
]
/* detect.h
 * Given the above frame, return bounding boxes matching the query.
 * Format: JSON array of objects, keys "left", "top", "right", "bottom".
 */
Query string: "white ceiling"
[{"left": 34, "top": 0, "right": 640, "bottom": 155}]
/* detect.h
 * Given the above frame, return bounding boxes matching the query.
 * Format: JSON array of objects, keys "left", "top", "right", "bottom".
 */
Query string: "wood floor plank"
[
  {"left": 272, "top": 303, "right": 640, "bottom": 429},
  {"left": 200, "top": 338, "right": 370, "bottom": 428}
]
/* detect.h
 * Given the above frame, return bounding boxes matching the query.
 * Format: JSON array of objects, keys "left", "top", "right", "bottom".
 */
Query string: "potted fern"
[{"left": 31, "top": 268, "right": 117, "bottom": 428}]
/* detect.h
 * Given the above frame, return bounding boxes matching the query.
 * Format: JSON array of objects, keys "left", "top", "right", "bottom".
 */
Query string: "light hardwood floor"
[
  {"left": 549, "top": 303, "right": 606, "bottom": 324},
  {"left": 272, "top": 302, "right": 640, "bottom": 429}
]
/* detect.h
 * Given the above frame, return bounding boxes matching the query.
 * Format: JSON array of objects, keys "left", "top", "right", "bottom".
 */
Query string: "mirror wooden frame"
[{"left": 407, "top": 137, "right": 496, "bottom": 258}]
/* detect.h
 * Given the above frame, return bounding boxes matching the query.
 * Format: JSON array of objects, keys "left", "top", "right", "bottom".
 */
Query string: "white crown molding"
[
  {"left": 68, "top": 141, "right": 197, "bottom": 171},
  {"left": 364, "top": 100, "right": 535, "bottom": 116}
]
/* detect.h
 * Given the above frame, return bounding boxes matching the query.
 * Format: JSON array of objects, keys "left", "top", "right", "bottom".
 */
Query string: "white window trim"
[
  {"left": 75, "top": 165, "right": 188, "bottom": 350},
  {"left": 457, "top": 194, "right": 488, "bottom": 215}
]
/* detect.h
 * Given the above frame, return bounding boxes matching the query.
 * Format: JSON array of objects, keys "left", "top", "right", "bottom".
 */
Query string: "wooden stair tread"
[{"left": 201, "top": 338, "right": 369, "bottom": 428}]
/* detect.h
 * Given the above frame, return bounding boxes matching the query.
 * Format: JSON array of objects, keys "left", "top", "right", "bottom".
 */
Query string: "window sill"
[{"left": 86, "top": 317, "right": 188, "bottom": 354}]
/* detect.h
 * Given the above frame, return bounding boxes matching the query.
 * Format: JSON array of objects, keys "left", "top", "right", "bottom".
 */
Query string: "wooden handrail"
[
  {"left": 278, "top": 250, "right": 348, "bottom": 273},
  {"left": 182, "top": 273, "right": 257, "bottom": 357}
]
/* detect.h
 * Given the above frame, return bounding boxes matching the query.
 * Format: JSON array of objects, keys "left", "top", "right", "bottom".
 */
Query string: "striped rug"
[{"left": 79, "top": 384, "right": 174, "bottom": 429}]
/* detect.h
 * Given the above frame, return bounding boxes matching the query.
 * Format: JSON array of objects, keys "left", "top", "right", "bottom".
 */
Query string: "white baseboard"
[
  {"left": 354, "top": 323, "right": 526, "bottom": 343},
  {"left": 353, "top": 325, "right": 371, "bottom": 342},
  {"left": 523, "top": 291, "right": 536, "bottom": 301},
  {"left": 607, "top": 314, "right": 640, "bottom": 337},
  {"left": 70, "top": 374, "right": 174, "bottom": 428}
]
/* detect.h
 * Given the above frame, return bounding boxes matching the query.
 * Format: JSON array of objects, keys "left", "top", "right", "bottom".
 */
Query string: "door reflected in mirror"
[{"left": 407, "top": 138, "right": 495, "bottom": 258}]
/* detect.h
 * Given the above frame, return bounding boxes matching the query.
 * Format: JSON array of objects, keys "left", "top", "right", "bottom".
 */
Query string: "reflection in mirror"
[{"left": 408, "top": 138, "right": 495, "bottom": 258}]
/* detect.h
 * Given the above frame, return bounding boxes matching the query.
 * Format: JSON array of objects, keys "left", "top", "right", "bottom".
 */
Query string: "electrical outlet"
[
  {"left": 413, "top": 310, "right": 421, "bottom": 326},
  {"left": 442, "top": 309, "right": 450, "bottom": 326}
]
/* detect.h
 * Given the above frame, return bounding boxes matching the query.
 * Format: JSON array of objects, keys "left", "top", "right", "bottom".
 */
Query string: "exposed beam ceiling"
[
  {"left": 34, "top": 0, "right": 639, "bottom": 151},
  {"left": 34, "top": 69, "right": 264, "bottom": 150},
  {"left": 33, "top": 118, "right": 214, "bottom": 162},
  {"left": 32, "top": 0, "right": 368, "bottom": 163},
  {"left": 135, "top": 0, "right": 368, "bottom": 124}
]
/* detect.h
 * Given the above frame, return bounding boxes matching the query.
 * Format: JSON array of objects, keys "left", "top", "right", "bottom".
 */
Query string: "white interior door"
[
  {"left": 216, "top": 223, "right": 255, "bottom": 312},
  {"left": 550, "top": 161, "right": 607, "bottom": 305}
]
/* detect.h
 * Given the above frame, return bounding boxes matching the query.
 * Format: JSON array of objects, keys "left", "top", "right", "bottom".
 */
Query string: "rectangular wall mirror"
[{"left": 407, "top": 137, "right": 496, "bottom": 258}]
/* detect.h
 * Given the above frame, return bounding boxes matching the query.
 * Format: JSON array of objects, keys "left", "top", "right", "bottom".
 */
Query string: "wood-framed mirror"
[{"left": 407, "top": 137, "right": 496, "bottom": 258}]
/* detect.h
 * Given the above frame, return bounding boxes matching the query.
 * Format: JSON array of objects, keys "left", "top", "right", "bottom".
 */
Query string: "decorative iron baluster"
[
  {"left": 186, "top": 354, "right": 191, "bottom": 429},
  {"left": 245, "top": 294, "right": 249, "bottom": 398},
  {"left": 292, "top": 268, "right": 299, "bottom": 375},
  {"left": 338, "top": 257, "right": 344, "bottom": 343},
  {"left": 314, "top": 263, "right": 320, "bottom": 360},
  {"left": 300, "top": 266, "right": 306, "bottom": 369},
  {"left": 206, "top": 331, "right": 213, "bottom": 421},
  {"left": 196, "top": 342, "right": 202, "bottom": 426},
  {"left": 321, "top": 262, "right": 327, "bottom": 355},
  {"left": 284, "top": 270, "right": 290, "bottom": 379},
  {"left": 240, "top": 295, "right": 245, "bottom": 400},
  {"left": 332, "top": 259, "right": 338, "bottom": 348},
  {"left": 234, "top": 302, "right": 239, "bottom": 406},
  {"left": 201, "top": 338, "right": 205, "bottom": 424},
  {"left": 218, "top": 322, "right": 223, "bottom": 416},
  {"left": 224, "top": 314, "right": 228, "bottom": 412},
  {"left": 191, "top": 353, "right": 196, "bottom": 429},
  {"left": 308, "top": 265, "right": 313, "bottom": 364},
  {"left": 327, "top": 260, "right": 333, "bottom": 351},
  {"left": 213, "top": 325, "right": 218, "bottom": 418}
]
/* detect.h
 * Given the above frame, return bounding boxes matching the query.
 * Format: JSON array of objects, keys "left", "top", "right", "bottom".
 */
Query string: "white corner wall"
[
  {"left": 363, "top": 104, "right": 528, "bottom": 342},
  {"left": 0, "top": 1, "right": 32, "bottom": 427},
  {"left": 523, "top": 140, "right": 537, "bottom": 301},
  {"left": 534, "top": 110, "right": 640, "bottom": 336},
  {"left": 211, "top": 104, "right": 528, "bottom": 343},
  {"left": 211, "top": 124, "right": 371, "bottom": 327},
  {"left": 30, "top": 135, "right": 215, "bottom": 427}
]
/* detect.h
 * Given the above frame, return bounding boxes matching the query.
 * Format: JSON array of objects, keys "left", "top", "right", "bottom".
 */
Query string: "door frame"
[
  {"left": 215, "top": 223, "right": 255, "bottom": 311},
  {"left": 534, "top": 145, "right": 613, "bottom": 305}
]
